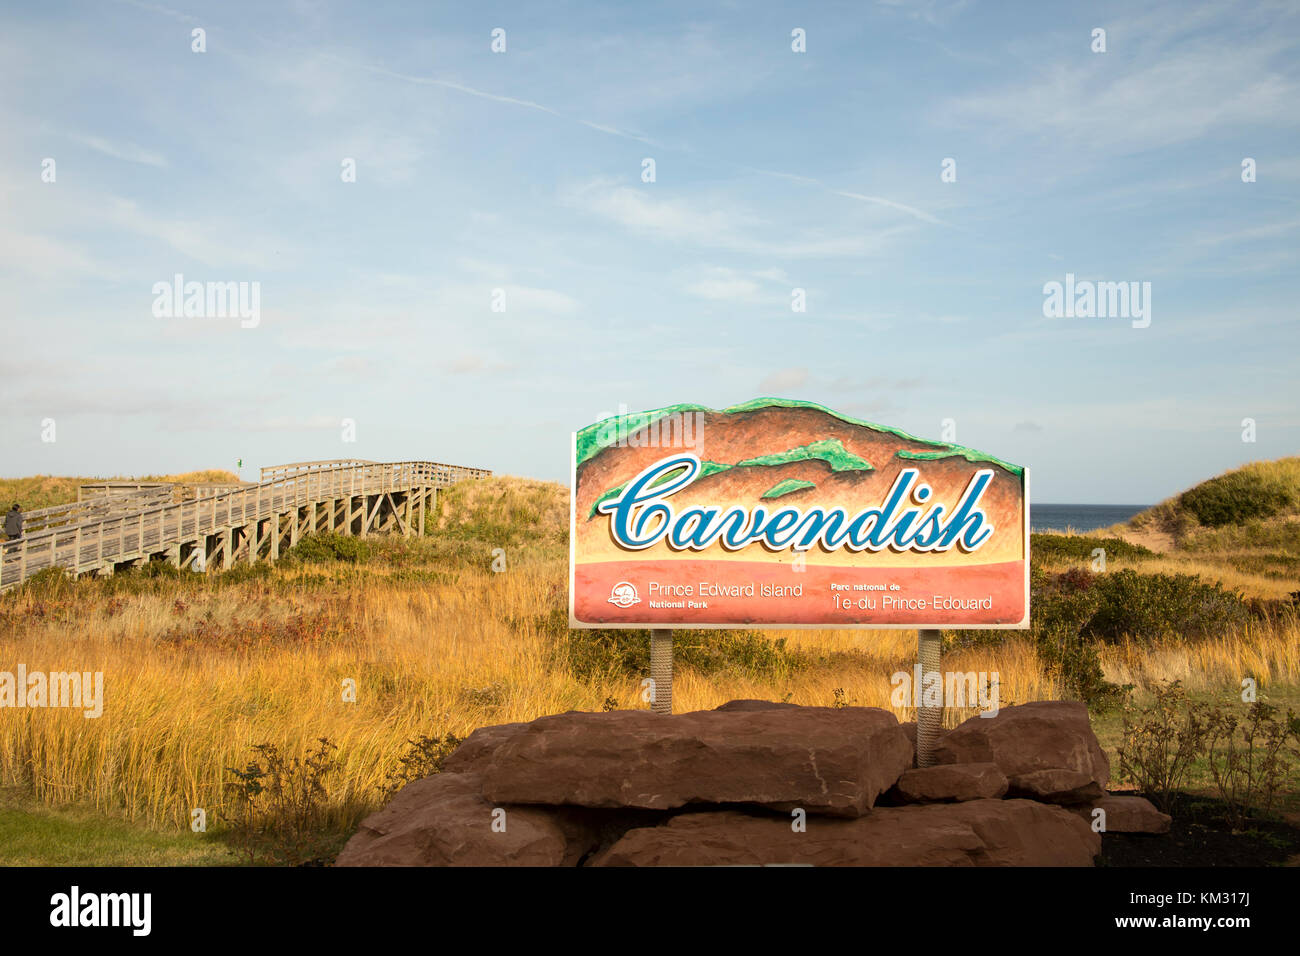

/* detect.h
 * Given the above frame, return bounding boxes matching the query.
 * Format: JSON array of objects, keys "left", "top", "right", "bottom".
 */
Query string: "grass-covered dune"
[
  {"left": 1083, "top": 458, "right": 1300, "bottom": 600},
  {"left": 1128, "top": 457, "right": 1300, "bottom": 537},
  {"left": 0, "top": 470, "right": 241, "bottom": 511}
]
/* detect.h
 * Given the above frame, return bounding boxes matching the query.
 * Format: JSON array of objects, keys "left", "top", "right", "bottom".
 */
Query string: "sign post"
[
  {"left": 650, "top": 629, "right": 673, "bottom": 715},
  {"left": 916, "top": 629, "right": 942, "bottom": 767},
  {"left": 570, "top": 399, "right": 1029, "bottom": 755}
]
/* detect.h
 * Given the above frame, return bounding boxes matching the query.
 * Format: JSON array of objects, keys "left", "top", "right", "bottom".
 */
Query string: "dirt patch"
[
  {"left": 1099, "top": 793, "right": 1300, "bottom": 867},
  {"left": 1106, "top": 523, "right": 1176, "bottom": 554}
]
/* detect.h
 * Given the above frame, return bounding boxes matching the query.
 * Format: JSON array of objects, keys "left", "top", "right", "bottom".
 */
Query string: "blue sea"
[{"left": 1031, "top": 504, "right": 1148, "bottom": 534}]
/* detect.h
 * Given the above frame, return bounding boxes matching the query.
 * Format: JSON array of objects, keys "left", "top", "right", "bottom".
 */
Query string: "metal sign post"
[
  {"left": 916, "top": 629, "right": 942, "bottom": 767},
  {"left": 650, "top": 629, "right": 673, "bottom": 714}
]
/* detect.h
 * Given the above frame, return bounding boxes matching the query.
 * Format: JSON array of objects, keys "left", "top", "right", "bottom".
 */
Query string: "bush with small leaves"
[
  {"left": 1084, "top": 569, "right": 1249, "bottom": 643},
  {"left": 1118, "top": 681, "right": 1210, "bottom": 813},
  {"left": 1203, "top": 701, "right": 1300, "bottom": 830},
  {"left": 223, "top": 737, "right": 341, "bottom": 866},
  {"left": 379, "top": 733, "right": 464, "bottom": 798}
]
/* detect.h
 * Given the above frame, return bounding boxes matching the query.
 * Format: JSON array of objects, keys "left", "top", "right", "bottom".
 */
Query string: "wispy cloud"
[
  {"left": 940, "top": 17, "right": 1300, "bottom": 155},
  {"left": 683, "top": 266, "right": 789, "bottom": 303},
  {"left": 61, "top": 131, "right": 168, "bottom": 168},
  {"left": 566, "top": 180, "right": 901, "bottom": 258}
]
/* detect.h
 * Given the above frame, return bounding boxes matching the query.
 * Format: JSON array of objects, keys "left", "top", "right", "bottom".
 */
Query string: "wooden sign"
[{"left": 570, "top": 399, "right": 1028, "bottom": 629}]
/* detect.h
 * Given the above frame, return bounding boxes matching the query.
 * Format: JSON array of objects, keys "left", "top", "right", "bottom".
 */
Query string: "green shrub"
[
  {"left": 1119, "top": 684, "right": 1300, "bottom": 823},
  {"left": 380, "top": 733, "right": 463, "bottom": 798},
  {"left": 1118, "top": 681, "right": 1210, "bottom": 813},
  {"left": 1031, "top": 533, "right": 1154, "bottom": 564},
  {"left": 1083, "top": 569, "right": 1249, "bottom": 643},
  {"left": 12, "top": 566, "right": 76, "bottom": 599},
  {"left": 139, "top": 558, "right": 188, "bottom": 581},
  {"left": 950, "top": 567, "right": 1246, "bottom": 706},
  {"left": 531, "top": 607, "right": 808, "bottom": 683},
  {"left": 1203, "top": 701, "right": 1300, "bottom": 829},
  {"left": 287, "top": 533, "right": 373, "bottom": 564},
  {"left": 1180, "top": 471, "right": 1293, "bottom": 527},
  {"left": 215, "top": 561, "right": 276, "bottom": 585},
  {"left": 1035, "top": 628, "right": 1129, "bottom": 710},
  {"left": 223, "top": 738, "right": 341, "bottom": 866}
]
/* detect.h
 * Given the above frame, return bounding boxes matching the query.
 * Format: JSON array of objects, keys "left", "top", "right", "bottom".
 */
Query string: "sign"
[{"left": 569, "top": 399, "right": 1028, "bottom": 629}]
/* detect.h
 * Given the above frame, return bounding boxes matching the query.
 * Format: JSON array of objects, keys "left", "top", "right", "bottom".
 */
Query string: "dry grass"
[
  {"left": 2, "top": 547, "right": 1295, "bottom": 831},
  {"left": 0, "top": 474, "right": 1296, "bottom": 834},
  {"left": 1035, "top": 525, "right": 1299, "bottom": 602},
  {"left": 1038, "top": 546, "right": 1297, "bottom": 601},
  {"left": 1100, "top": 618, "right": 1300, "bottom": 692}
]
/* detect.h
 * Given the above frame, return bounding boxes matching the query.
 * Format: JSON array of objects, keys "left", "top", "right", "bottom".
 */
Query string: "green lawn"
[{"left": 0, "top": 788, "right": 235, "bottom": 866}]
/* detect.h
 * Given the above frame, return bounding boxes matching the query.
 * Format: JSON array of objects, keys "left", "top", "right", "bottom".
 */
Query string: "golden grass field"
[
  {"left": 0, "top": 471, "right": 1297, "bottom": 848},
  {"left": 2, "top": 474, "right": 1299, "bottom": 836}
]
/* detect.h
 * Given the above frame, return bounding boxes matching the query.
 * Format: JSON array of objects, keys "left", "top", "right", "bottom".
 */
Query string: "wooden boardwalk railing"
[
  {"left": 0, "top": 458, "right": 491, "bottom": 591},
  {"left": 21, "top": 487, "right": 176, "bottom": 535}
]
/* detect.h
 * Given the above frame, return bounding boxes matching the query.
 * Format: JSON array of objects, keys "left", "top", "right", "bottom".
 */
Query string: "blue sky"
[{"left": 1, "top": 0, "right": 1297, "bottom": 502}]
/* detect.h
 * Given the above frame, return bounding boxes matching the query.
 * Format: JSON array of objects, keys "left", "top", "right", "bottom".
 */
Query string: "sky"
[{"left": 1, "top": 0, "right": 1297, "bottom": 503}]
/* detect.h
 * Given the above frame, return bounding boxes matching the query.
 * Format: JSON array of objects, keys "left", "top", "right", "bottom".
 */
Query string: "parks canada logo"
[{"left": 607, "top": 582, "right": 641, "bottom": 608}]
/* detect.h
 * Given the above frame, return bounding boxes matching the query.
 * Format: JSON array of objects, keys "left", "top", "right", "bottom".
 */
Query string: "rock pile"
[{"left": 336, "top": 699, "right": 1169, "bottom": 867}]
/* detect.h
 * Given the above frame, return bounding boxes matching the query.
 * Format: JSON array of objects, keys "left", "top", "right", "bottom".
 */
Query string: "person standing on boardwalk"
[{"left": 3, "top": 503, "right": 22, "bottom": 542}]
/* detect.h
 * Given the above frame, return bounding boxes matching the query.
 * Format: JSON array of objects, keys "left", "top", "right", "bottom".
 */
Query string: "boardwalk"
[{"left": 0, "top": 458, "right": 491, "bottom": 591}]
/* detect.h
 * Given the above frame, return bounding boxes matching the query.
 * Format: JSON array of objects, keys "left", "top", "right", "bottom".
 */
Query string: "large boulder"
[
  {"left": 713, "top": 699, "right": 801, "bottom": 713},
  {"left": 898, "top": 721, "right": 918, "bottom": 767},
  {"left": 1071, "top": 795, "right": 1172, "bottom": 834},
  {"left": 892, "top": 763, "right": 1008, "bottom": 804},
  {"left": 442, "top": 721, "right": 528, "bottom": 773},
  {"left": 449, "top": 705, "right": 913, "bottom": 817},
  {"left": 591, "top": 799, "right": 1099, "bottom": 867},
  {"left": 335, "top": 772, "right": 595, "bottom": 867},
  {"left": 1008, "top": 768, "right": 1105, "bottom": 805},
  {"left": 934, "top": 701, "right": 1109, "bottom": 789}
]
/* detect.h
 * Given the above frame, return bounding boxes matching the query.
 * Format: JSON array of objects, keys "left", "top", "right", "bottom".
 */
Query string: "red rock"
[
  {"left": 893, "top": 763, "right": 1008, "bottom": 803},
  {"left": 334, "top": 772, "right": 593, "bottom": 867},
  {"left": 442, "top": 721, "right": 527, "bottom": 774},
  {"left": 1009, "top": 768, "right": 1105, "bottom": 804},
  {"left": 591, "top": 799, "right": 1099, "bottom": 867},
  {"left": 461, "top": 706, "right": 913, "bottom": 817},
  {"left": 899, "top": 721, "right": 918, "bottom": 766},
  {"left": 935, "top": 701, "right": 1109, "bottom": 789},
  {"left": 1071, "top": 795, "right": 1172, "bottom": 834},
  {"left": 713, "top": 699, "right": 800, "bottom": 712}
]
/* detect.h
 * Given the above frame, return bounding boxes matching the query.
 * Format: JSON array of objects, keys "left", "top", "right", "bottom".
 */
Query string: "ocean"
[{"left": 1031, "top": 504, "right": 1148, "bottom": 534}]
